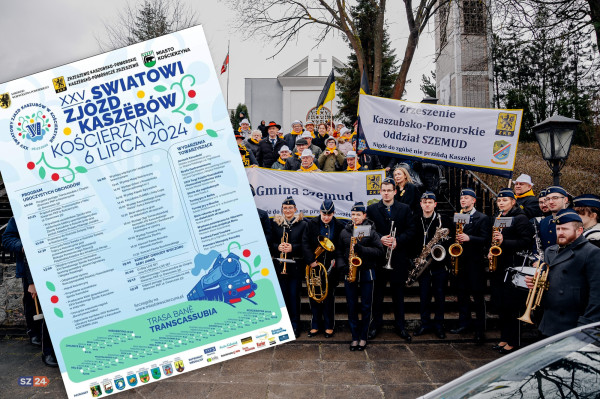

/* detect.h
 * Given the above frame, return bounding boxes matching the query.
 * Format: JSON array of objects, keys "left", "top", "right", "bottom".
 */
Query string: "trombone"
[
  {"left": 306, "top": 236, "right": 335, "bottom": 303},
  {"left": 276, "top": 230, "right": 296, "bottom": 274},
  {"left": 518, "top": 262, "right": 549, "bottom": 324}
]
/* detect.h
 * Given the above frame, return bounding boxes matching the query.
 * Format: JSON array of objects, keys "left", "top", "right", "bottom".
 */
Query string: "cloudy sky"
[{"left": 0, "top": 0, "right": 437, "bottom": 109}]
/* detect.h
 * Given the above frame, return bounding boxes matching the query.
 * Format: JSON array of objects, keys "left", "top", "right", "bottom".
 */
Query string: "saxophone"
[
  {"left": 489, "top": 213, "right": 503, "bottom": 272},
  {"left": 406, "top": 227, "right": 450, "bottom": 286},
  {"left": 347, "top": 235, "right": 363, "bottom": 283},
  {"left": 449, "top": 222, "right": 464, "bottom": 275}
]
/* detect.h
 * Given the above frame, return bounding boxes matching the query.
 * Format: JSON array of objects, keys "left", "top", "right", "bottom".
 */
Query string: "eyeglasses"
[{"left": 546, "top": 195, "right": 565, "bottom": 202}]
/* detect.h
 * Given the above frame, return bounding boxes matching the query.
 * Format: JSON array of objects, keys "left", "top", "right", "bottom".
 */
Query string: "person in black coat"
[
  {"left": 269, "top": 196, "right": 307, "bottom": 337},
  {"left": 412, "top": 192, "right": 454, "bottom": 339},
  {"left": 488, "top": 188, "right": 534, "bottom": 354},
  {"left": 257, "top": 120, "right": 268, "bottom": 138},
  {"left": 393, "top": 166, "right": 420, "bottom": 212},
  {"left": 525, "top": 209, "right": 600, "bottom": 337},
  {"left": 301, "top": 200, "right": 344, "bottom": 338},
  {"left": 337, "top": 202, "right": 384, "bottom": 351},
  {"left": 513, "top": 174, "right": 542, "bottom": 220},
  {"left": 449, "top": 188, "right": 491, "bottom": 344},
  {"left": 257, "top": 121, "right": 286, "bottom": 168},
  {"left": 2, "top": 218, "right": 57, "bottom": 367},
  {"left": 366, "top": 178, "right": 417, "bottom": 342}
]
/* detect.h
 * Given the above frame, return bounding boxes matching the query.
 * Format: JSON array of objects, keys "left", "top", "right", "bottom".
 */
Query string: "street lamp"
[
  {"left": 421, "top": 96, "right": 439, "bottom": 105},
  {"left": 532, "top": 115, "right": 581, "bottom": 186}
]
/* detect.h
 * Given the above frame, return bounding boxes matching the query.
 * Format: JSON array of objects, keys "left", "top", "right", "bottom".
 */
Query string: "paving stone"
[
  {"left": 408, "top": 343, "right": 462, "bottom": 360},
  {"left": 321, "top": 344, "right": 368, "bottom": 361},
  {"left": 171, "top": 362, "right": 223, "bottom": 382},
  {"left": 419, "top": 359, "right": 474, "bottom": 384},
  {"left": 452, "top": 343, "right": 504, "bottom": 360},
  {"left": 364, "top": 344, "right": 414, "bottom": 361},
  {"left": 271, "top": 359, "right": 322, "bottom": 373},
  {"left": 322, "top": 361, "right": 376, "bottom": 385},
  {"left": 221, "top": 355, "right": 273, "bottom": 376},
  {"left": 267, "top": 383, "right": 324, "bottom": 399},
  {"left": 208, "top": 382, "right": 268, "bottom": 399},
  {"left": 323, "top": 384, "right": 384, "bottom": 399},
  {"left": 267, "top": 369, "right": 318, "bottom": 385},
  {"left": 381, "top": 383, "right": 438, "bottom": 398},
  {"left": 273, "top": 344, "right": 320, "bottom": 360},
  {"left": 372, "top": 360, "right": 430, "bottom": 385}
]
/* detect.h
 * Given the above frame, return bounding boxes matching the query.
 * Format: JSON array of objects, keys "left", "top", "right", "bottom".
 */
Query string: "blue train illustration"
[{"left": 187, "top": 253, "right": 258, "bottom": 306}]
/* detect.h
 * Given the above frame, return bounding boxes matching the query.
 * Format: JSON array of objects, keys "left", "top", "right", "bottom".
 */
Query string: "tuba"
[
  {"left": 449, "top": 221, "right": 464, "bottom": 275},
  {"left": 347, "top": 235, "right": 363, "bottom": 283},
  {"left": 518, "top": 262, "right": 549, "bottom": 324},
  {"left": 489, "top": 213, "right": 503, "bottom": 272},
  {"left": 306, "top": 236, "right": 335, "bottom": 303}
]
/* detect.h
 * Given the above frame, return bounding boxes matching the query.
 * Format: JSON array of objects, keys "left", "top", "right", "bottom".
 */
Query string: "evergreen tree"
[
  {"left": 420, "top": 71, "right": 436, "bottom": 98},
  {"left": 335, "top": 0, "right": 398, "bottom": 125},
  {"left": 493, "top": 5, "right": 599, "bottom": 146},
  {"left": 230, "top": 104, "right": 250, "bottom": 132}
]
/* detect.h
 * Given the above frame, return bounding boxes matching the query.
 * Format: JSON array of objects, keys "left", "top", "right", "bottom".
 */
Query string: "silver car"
[{"left": 420, "top": 322, "right": 600, "bottom": 398}]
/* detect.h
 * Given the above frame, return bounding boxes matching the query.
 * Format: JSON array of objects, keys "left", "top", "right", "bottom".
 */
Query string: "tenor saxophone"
[
  {"left": 449, "top": 222, "right": 464, "bottom": 275},
  {"left": 347, "top": 236, "right": 363, "bottom": 283},
  {"left": 406, "top": 227, "right": 450, "bottom": 286}
]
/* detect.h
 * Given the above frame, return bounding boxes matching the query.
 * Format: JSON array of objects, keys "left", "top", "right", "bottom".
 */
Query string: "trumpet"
[
  {"left": 518, "top": 262, "right": 549, "bottom": 324},
  {"left": 306, "top": 236, "right": 335, "bottom": 303},
  {"left": 276, "top": 230, "right": 296, "bottom": 274},
  {"left": 489, "top": 213, "right": 503, "bottom": 272},
  {"left": 449, "top": 221, "right": 464, "bottom": 275},
  {"left": 383, "top": 221, "right": 396, "bottom": 270},
  {"left": 347, "top": 234, "right": 363, "bottom": 283}
]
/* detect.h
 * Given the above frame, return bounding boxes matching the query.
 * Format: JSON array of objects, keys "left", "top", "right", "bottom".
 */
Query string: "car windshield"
[{"left": 438, "top": 327, "right": 600, "bottom": 398}]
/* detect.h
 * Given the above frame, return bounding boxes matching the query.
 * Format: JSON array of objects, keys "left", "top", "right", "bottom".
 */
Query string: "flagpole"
[{"left": 226, "top": 40, "right": 230, "bottom": 111}]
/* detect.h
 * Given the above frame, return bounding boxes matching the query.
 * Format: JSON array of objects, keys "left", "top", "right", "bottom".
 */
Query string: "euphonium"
[
  {"left": 489, "top": 213, "right": 503, "bottom": 272},
  {"left": 306, "top": 236, "right": 335, "bottom": 303},
  {"left": 449, "top": 222, "right": 464, "bottom": 275},
  {"left": 347, "top": 236, "right": 363, "bottom": 283},
  {"left": 518, "top": 262, "right": 549, "bottom": 324}
]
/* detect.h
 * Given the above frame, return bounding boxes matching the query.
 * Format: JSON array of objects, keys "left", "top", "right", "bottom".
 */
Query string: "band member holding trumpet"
[
  {"left": 337, "top": 202, "right": 384, "bottom": 351},
  {"left": 525, "top": 209, "right": 600, "bottom": 337},
  {"left": 413, "top": 192, "right": 453, "bottom": 339},
  {"left": 270, "top": 196, "right": 307, "bottom": 337},
  {"left": 449, "top": 188, "right": 491, "bottom": 344},
  {"left": 488, "top": 188, "right": 534, "bottom": 354},
  {"left": 367, "top": 178, "right": 416, "bottom": 342},
  {"left": 302, "top": 199, "right": 344, "bottom": 338}
]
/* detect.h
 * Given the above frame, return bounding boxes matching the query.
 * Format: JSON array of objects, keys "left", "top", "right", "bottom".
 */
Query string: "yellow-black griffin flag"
[
  {"left": 316, "top": 69, "right": 335, "bottom": 115},
  {"left": 360, "top": 69, "right": 370, "bottom": 95}
]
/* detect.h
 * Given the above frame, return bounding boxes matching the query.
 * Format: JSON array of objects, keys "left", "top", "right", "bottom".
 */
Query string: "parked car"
[{"left": 419, "top": 322, "right": 600, "bottom": 398}]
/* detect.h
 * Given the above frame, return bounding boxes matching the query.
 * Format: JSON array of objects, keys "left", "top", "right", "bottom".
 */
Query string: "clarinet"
[{"left": 533, "top": 221, "right": 544, "bottom": 262}]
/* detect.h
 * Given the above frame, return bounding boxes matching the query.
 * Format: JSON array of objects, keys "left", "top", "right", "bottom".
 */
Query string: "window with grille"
[
  {"left": 463, "top": 0, "right": 486, "bottom": 35},
  {"left": 306, "top": 106, "right": 333, "bottom": 126}
]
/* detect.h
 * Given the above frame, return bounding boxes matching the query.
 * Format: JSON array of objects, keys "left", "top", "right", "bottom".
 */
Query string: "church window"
[
  {"left": 462, "top": 0, "right": 486, "bottom": 36},
  {"left": 306, "top": 106, "right": 333, "bottom": 127}
]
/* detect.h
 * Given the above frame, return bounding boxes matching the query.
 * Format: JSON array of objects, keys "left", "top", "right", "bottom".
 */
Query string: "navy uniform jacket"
[
  {"left": 301, "top": 216, "right": 344, "bottom": 267},
  {"left": 457, "top": 209, "right": 491, "bottom": 288},
  {"left": 493, "top": 206, "right": 535, "bottom": 272},
  {"left": 367, "top": 200, "right": 416, "bottom": 281},
  {"left": 414, "top": 212, "right": 454, "bottom": 270},
  {"left": 516, "top": 195, "right": 542, "bottom": 220},
  {"left": 539, "top": 235, "right": 600, "bottom": 336},
  {"left": 539, "top": 214, "right": 557, "bottom": 250},
  {"left": 336, "top": 219, "right": 383, "bottom": 282},
  {"left": 270, "top": 214, "right": 307, "bottom": 276}
]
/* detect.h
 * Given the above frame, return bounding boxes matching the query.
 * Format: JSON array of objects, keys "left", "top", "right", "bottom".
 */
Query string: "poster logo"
[
  {"left": 151, "top": 366, "right": 161, "bottom": 380},
  {"left": 114, "top": 377, "right": 125, "bottom": 390},
  {"left": 126, "top": 373, "right": 138, "bottom": 387},
  {"left": 366, "top": 174, "right": 381, "bottom": 195},
  {"left": 102, "top": 380, "right": 113, "bottom": 394},
  {"left": 241, "top": 336, "right": 253, "bottom": 345},
  {"left": 139, "top": 370, "right": 150, "bottom": 383},
  {"left": 162, "top": 363, "right": 173, "bottom": 376},
  {"left": 52, "top": 76, "right": 67, "bottom": 93},
  {"left": 495, "top": 113, "right": 517, "bottom": 137},
  {"left": 9, "top": 103, "right": 58, "bottom": 151},
  {"left": 0, "top": 92, "right": 10, "bottom": 109},
  {"left": 142, "top": 51, "right": 156, "bottom": 67},
  {"left": 174, "top": 359, "right": 185, "bottom": 372},
  {"left": 90, "top": 384, "right": 102, "bottom": 397},
  {"left": 491, "top": 140, "right": 511, "bottom": 165}
]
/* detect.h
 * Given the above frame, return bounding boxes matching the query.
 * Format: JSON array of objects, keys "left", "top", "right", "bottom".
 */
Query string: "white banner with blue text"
[
  {"left": 358, "top": 94, "right": 523, "bottom": 178},
  {"left": 245, "top": 168, "right": 386, "bottom": 219}
]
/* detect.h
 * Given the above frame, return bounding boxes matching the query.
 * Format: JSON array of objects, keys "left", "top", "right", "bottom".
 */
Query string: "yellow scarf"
[
  {"left": 347, "top": 161, "right": 361, "bottom": 171},
  {"left": 515, "top": 189, "right": 535, "bottom": 199},
  {"left": 277, "top": 157, "right": 286, "bottom": 165},
  {"left": 289, "top": 131, "right": 302, "bottom": 136},
  {"left": 300, "top": 163, "right": 319, "bottom": 172},
  {"left": 249, "top": 138, "right": 259, "bottom": 144}
]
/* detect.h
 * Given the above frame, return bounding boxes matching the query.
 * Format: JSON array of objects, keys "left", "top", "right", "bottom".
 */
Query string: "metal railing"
[{"left": 444, "top": 167, "right": 498, "bottom": 217}]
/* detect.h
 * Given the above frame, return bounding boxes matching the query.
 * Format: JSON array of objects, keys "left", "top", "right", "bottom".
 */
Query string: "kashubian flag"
[
  {"left": 360, "top": 69, "right": 370, "bottom": 95},
  {"left": 316, "top": 69, "right": 335, "bottom": 115}
]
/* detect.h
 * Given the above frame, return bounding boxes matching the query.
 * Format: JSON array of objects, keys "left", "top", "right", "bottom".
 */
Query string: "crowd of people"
[{"left": 255, "top": 168, "right": 600, "bottom": 353}]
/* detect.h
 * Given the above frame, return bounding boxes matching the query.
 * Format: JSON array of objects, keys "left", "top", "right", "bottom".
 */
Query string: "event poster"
[
  {"left": 246, "top": 168, "right": 386, "bottom": 219},
  {"left": 0, "top": 26, "right": 293, "bottom": 398},
  {"left": 358, "top": 94, "right": 524, "bottom": 178}
]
